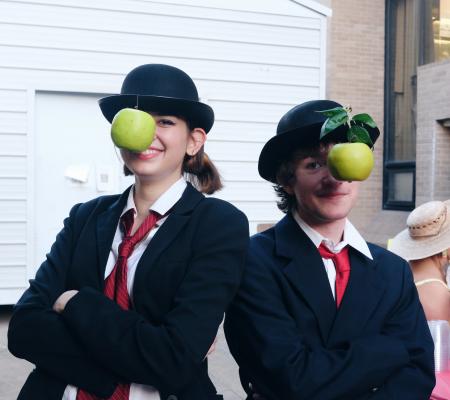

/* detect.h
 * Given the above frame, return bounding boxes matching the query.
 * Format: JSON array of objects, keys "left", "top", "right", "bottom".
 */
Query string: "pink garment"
[{"left": 431, "top": 372, "right": 450, "bottom": 400}]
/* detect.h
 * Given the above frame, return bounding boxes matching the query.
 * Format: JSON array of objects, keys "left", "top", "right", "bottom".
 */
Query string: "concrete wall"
[{"left": 416, "top": 59, "right": 450, "bottom": 205}]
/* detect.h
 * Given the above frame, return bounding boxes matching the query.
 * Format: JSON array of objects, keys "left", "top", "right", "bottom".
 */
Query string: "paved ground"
[{"left": 0, "top": 306, "right": 245, "bottom": 400}]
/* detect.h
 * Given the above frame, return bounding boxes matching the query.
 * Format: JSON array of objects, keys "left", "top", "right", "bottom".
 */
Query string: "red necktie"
[
  {"left": 77, "top": 209, "right": 161, "bottom": 400},
  {"left": 318, "top": 243, "right": 351, "bottom": 308}
]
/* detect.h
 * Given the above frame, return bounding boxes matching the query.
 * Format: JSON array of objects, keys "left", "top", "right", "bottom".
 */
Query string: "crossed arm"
[
  {"left": 8, "top": 204, "right": 118, "bottom": 397},
  {"left": 9, "top": 201, "right": 249, "bottom": 395}
]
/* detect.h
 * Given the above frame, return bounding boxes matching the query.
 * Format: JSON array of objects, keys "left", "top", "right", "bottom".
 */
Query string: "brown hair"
[
  {"left": 274, "top": 159, "right": 298, "bottom": 214},
  {"left": 123, "top": 114, "right": 223, "bottom": 194},
  {"left": 182, "top": 147, "right": 222, "bottom": 194},
  {"left": 274, "top": 143, "right": 332, "bottom": 214}
]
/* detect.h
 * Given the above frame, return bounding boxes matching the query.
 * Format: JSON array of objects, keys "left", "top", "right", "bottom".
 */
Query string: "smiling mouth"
[
  {"left": 319, "top": 192, "right": 348, "bottom": 198},
  {"left": 142, "top": 148, "right": 162, "bottom": 154},
  {"left": 135, "top": 148, "right": 163, "bottom": 160}
]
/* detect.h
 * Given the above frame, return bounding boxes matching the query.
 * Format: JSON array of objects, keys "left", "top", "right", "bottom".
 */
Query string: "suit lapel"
[
  {"left": 133, "top": 183, "right": 204, "bottom": 298},
  {"left": 95, "top": 186, "right": 131, "bottom": 283},
  {"left": 328, "top": 249, "right": 386, "bottom": 345},
  {"left": 275, "top": 214, "right": 336, "bottom": 343}
]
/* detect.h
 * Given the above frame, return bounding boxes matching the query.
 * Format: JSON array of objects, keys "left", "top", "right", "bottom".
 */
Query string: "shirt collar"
[
  {"left": 292, "top": 210, "right": 373, "bottom": 260},
  {"left": 122, "top": 178, "right": 187, "bottom": 217}
]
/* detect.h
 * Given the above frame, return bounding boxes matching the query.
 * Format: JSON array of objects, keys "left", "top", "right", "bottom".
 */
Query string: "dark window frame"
[
  {"left": 383, "top": 0, "right": 421, "bottom": 211},
  {"left": 383, "top": 160, "right": 416, "bottom": 210}
]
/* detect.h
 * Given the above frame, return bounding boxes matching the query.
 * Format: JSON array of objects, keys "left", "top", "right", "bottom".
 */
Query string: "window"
[{"left": 384, "top": 0, "right": 450, "bottom": 210}]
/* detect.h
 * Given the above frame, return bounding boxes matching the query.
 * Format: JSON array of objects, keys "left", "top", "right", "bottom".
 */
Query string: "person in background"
[
  {"left": 8, "top": 63, "right": 249, "bottom": 400},
  {"left": 391, "top": 200, "right": 450, "bottom": 400},
  {"left": 225, "top": 99, "right": 435, "bottom": 399}
]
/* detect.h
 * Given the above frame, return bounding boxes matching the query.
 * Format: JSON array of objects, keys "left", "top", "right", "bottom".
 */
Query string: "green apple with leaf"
[
  {"left": 318, "top": 106, "right": 376, "bottom": 181},
  {"left": 111, "top": 108, "right": 156, "bottom": 152}
]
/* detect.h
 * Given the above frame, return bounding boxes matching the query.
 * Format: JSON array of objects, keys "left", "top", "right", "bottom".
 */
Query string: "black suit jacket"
[
  {"left": 224, "top": 214, "right": 435, "bottom": 400},
  {"left": 8, "top": 183, "right": 249, "bottom": 400}
]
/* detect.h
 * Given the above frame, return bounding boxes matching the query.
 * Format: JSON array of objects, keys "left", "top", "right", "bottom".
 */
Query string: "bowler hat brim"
[
  {"left": 99, "top": 94, "right": 215, "bottom": 133},
  {"left": 258, "top": 122, "right": 379, "bottom": 183}
]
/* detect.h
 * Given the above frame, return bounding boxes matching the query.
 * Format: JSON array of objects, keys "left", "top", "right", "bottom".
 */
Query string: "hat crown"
[
  {"left": 276, "top": 100, "right": 342, "bottom": 135},
  {"left": 120, "top": 64, "right": 199, "bottom": 101},
  {"left": 407, "top": 201, "right": 449, "bottom": 238}
]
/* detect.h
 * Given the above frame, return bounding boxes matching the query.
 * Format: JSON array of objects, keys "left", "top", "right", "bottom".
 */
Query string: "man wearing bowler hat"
[{"left": 224, "top": 100, "right": 435, "bottom": 399}]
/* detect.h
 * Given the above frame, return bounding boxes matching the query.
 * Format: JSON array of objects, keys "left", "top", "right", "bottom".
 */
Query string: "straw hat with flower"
[{"left": 390, "top": 200, "right": 450, "bottom": 261}]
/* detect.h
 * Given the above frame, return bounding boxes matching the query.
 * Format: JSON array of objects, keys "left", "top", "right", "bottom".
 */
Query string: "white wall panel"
[
  {"left": 209, "top": 121, "right": 276, "bottom": 143},
  {"left": 0, "top": 46, "right": 321, "bottom": 87},
  {"left": 0, "top": 200, "right": 26, "bottom": 221},
  {"left": 0, "top": 178, "right": 27, "bottom": 198},
  {"left": 214, "top": 161, "right": 260, "bottom": 182},
  {"left": 201, "top": 81, "right": 321, "bottom": 105},
  {"left": 0, "top": 17, "right": 321, "bottom": 52},
  {"left": 0, "top": 111, "right": 27, "bottom": 134},
  {"left": 0, "top": 156, "right": 27, "bottom": 177},
  {"left": 0, "top": 265, "right": 27, "bottom": 287},
  {"left": 0, "top": 89, "right": 27, "bottom": 111},
  {"left": 205, "top": 141, "right": 264, "bottom": 162},
  {"left": 0, "top": 67, "right": 121, "bottom": 93},
  {"left": 0, "top": 133, "right": 27, "bottom": 155},
  {"left": 0, "top": 24, "right": 320, "bottom": 67},
  {"left": 210, "top": 101, "right": 298, "bottom": 124},
  {"left": 0, "top": 288, "right": 27, "bottom": 303},
  {"left": 0, "top": 222, "right": 26, "bottom": 242},
  {"left": 0, "top": 244, "right": 27, "bottom": 263},
  {"left": 1, "top": 0, "right": 323, "bottom": 29},
  {"left": 231, "top": 201, "right": 284, "bottom": 221},
  {"left": 215, "top": 181, "right": 277, "bottom": 202}
]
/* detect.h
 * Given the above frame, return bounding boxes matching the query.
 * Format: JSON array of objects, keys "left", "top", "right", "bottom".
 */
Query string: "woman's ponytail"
[{"left": 183, "top": 147, "right": 222, "bottom": 194}]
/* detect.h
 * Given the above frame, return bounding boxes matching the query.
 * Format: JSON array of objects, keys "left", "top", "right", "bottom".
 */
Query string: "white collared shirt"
[
  {"left": 63, "top": 178, "right": 187, "bottom": 400},
  {"left": 292, "top": 211, "right": 373, "bottom": 300}
]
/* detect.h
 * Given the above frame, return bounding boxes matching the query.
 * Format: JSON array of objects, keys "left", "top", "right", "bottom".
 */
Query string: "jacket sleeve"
[
  {"left": 8, "top": 203, "right": 118, "bottom": 398},
  {"left": 224, "top": 240, "right": 413, "bottom": 400},
  {"left": 59, "top": 201, "right": 249, "bottom": 393},
  {"left": 366, "top": 260, "right": 435, "bottom": 399}
]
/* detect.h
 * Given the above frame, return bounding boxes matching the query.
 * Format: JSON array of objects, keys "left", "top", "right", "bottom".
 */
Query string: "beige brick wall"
[
  {"left": 328, "top": 0, "right": 409, "bottom": 245},
  {"left": 416, "top": 59, "right": 450, "bottom": 205}
]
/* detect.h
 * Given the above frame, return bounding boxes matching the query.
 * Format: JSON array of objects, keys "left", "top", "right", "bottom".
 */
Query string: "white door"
[{"left": 33, "top": 91, "right": 133, "bottom": 272}]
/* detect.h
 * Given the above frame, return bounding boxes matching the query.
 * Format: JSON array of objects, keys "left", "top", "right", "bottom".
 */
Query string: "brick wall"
[{"left": 328, "top": 0, "right": 409, "bottom": 245}]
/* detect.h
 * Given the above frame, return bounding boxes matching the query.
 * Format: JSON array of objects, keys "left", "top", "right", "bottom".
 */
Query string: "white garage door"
[{"left": 33, "top": 91, "right": 133, "bottom": 272}]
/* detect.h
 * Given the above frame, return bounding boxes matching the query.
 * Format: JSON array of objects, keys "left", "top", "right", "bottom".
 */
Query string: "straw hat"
[{"left": 390, "top": 200, "right": 450, "bottom": 261}]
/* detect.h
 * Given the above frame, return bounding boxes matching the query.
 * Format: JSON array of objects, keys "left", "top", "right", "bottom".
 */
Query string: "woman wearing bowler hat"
[{"left": 8, "top": 64, "right": 249, "bottom": 400}]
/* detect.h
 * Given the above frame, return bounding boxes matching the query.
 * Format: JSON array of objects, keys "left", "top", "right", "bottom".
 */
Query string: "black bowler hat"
[
  {"left": 258, "top": 99, "right": 380, "bottom": 183},
  {"left": 99, "top": 64, "right": 214, "bottom": 133}
]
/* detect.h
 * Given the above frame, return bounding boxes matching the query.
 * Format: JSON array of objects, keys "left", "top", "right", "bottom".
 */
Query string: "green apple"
[
  {"left": 327, "top": 142, "right": 374, "bottom": 181},
  {"left": 111, "top": 108, "right": 156, "bottom": 152}
]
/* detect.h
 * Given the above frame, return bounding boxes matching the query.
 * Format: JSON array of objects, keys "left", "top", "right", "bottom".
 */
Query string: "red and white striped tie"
[{"left": 77, "top": 209, "right": 161, "bottom": 400}]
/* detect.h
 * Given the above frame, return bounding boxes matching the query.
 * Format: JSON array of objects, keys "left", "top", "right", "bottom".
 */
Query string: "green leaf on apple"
[
  {"left": 320, "top": 111, "right": 348, "bottom": 139},
  {"left": 347, "top": 124, "right": 373, "bottom": 147},
  {"left": 352, "top": 113, "right": 377, "bottom": 128},
  {"left": 318, "top": 106, "right": 377, "bottom": 146},
  {"left": 317, "top": 107, "right": 348, "bottom": 118}
]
